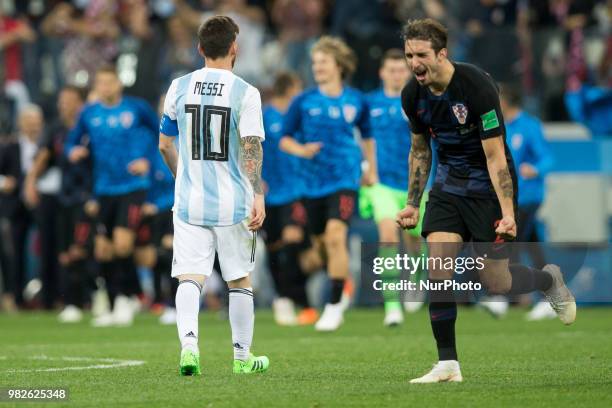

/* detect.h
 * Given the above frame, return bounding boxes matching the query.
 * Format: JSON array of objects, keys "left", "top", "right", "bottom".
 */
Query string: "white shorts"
[{"left": 171, "top": 213, "right": 256, "bottom": 282}]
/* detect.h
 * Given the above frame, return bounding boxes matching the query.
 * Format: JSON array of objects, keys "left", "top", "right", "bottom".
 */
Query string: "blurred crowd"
[{"left": 0, "top": 0, "right": 610, "bottom": 134}]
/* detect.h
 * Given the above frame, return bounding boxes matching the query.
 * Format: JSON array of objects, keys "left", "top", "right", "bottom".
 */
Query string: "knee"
[
  {"left": 323, "top": 223, "right": 346, "bottom": 252},
  {"left": 227, "top": 275, "right": 250, "bottom": 289},
  {"left": 58, "top": 252, "right": 71, "bottom": 267},
  {"left": 378, "top": 220, "right": 398, "bottom": 243},
  {"left": 428, "top": 269, "right": 452, "bottom": 281},
  {"left": 134, "top": 247, "right": 156, "bottom": 268},
  {"left": 113, "top": 238, "right": 134, "bottom": 258},
  {"left": 94, "top": 236, "right": 113, "bottom": 262},
  {"left": 68, "top": 245, "right": 87, "bottom": 261},
  {"left": 281, "top": 225, "right": 303, "bottom": 244},
  {"left": 178, "top": 274, "right": 206, "bottom": 287},
  {"left": 483, "top": 279, "right": 511, "bottom": 295},
  {"left": 161, "top": 234, "right": 173, "bottom": 251}
]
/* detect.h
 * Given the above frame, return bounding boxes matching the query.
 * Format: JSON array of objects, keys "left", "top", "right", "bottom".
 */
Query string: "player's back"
[{"left": 166, "top": 67, "right": 264, "bottom": 227}]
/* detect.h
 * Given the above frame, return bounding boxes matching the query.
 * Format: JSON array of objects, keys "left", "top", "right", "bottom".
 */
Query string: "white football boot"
[
  {"left": 542, "top": 264, "right": 576, "bottom": 325},
  {"left": 479, "top": 295, "right": 509, "bottom": 318},
  {"left": 526, "top": 301, "right": 557, "bottom": 321},
  {"left": 272, "top": 297, "right": 298, "bottom": 326},
  {"left": 159, "top": 307, "right": 177, "bottom": 325},
  {"left": 314, "top": 303, "right": 344, "bottom": 332},
  {"left": 410, "top": 360, "right": 463, "bottom": 383},
  {"left": 383, "top": 308, "right": 404, "bottom": 327},
  {"left": 58, "top": 305, "right": 83, "bottom": 323},
  {"left": 112, "top": 295, "right": 135, "bottom": 327}
]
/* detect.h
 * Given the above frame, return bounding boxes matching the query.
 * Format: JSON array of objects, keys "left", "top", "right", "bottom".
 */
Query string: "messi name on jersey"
[{"left": 194, "top": 81, "right": 225, "bottom": 97}]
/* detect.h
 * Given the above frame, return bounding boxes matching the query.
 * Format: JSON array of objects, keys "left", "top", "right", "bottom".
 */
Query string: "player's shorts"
[
  {"left": 422, "top": 190, "right": 516, "bottom": 259},
  {"left": 304, "top": 189, "right": 356, "bottom": 236},
  {"left": 359, "top": 183, "right": 428, "bottom": 237},
  {"left": 136, "top": 209, "right": 174, "bottom": 248},
  {"left": 57, "top": 203, "right": 94, "bottom": 253},
  {"left": 171, "top": 213, "right": 256, "bottom": 281},
  {"left": 97, "top": 190, "right": 146, "bottom": 236},
  {"left": 263, "top": 200, "right": 307, "bottom": 243}
]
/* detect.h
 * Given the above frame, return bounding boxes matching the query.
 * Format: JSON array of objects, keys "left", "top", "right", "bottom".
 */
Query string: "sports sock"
[
  {"left": 281, "top": 243, "right": 309, "bottom": 308},
  {"left": 156, "top": 249, "right": 174, "bottom": 305},
  {"left": 66, "top": 259, "right": 86, "bottom": 307},
  {"left": 229, "top": 287, "right": 254, "bottom": 361},
  {"left": 100, "top": 260, "right": 119, "bottom": 307},
  {"left": 329, "top": 278, "right": 344, "bottom": 305},
  {"left": 428, "top": 279, "right": 457, "bottom": 361},
  {"left": 169, "top": 278, "right": 179, "bottom": 308},
  {"left": 379, "top": 245, "right": 401, "bottom": 312},
  {"left": 116, "top": 255, "right": 140, "bottom": 296},
  {"left": 176, "top": 279, "right": 202, "bottom": 351},
  {"left": 508, "top": 264, "right": 553, "bottom": 294},
  {"left": 267, "top": 249, "right": 285, "bottom": 297},
  {"left": 152, "top": 263, "right": 163, "bottom": 304}
]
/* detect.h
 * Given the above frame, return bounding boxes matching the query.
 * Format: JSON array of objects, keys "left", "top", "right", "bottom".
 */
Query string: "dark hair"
[
  {"left": 61, "top": 85, "right": 86, "bottom": 101},
  {"left": 381, "top": 48, "right": 406, "bottom": 64},
  {"left": 198, "top": 15, "right": 239, "bottom": 59},
  {"left": 401, "top": 18, "right": 448, "bottom": 54},
  {"left": 96, "top": 65, "right": 118, "bottom": 77},
  {"left": 499, "top": 83, "right": 522, "bottom": 107},
  {"left": 271, "top": 71, "right": 301, "bottom": 97}
]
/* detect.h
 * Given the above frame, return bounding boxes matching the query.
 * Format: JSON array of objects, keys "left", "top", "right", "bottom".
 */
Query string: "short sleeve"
[
  {"left": 64, "top": 108, "right": 89, "bottom": 157},
  {"left": 468, "top": 75, "right": 505, "bottom": 140},
  {"left": 239, "top": 86, "right": 265, "bottom": 139},
  {"left": 37, "top": 126, "right": 55, "bottom": 152},
  {"left": 163, "top": 80, "right": 178, "bottom": 120},
  {"left": 282, "top": 93, "right": 303, "bottom": 139},
  {"left": 356, "top": 93, "right": 371, "bottom": 139},
  {"left": 160, "top": 80, "right": 179, "bottom": 136},
  {"left": 401, "top": 81, "right": 426, "bottom": 134}
]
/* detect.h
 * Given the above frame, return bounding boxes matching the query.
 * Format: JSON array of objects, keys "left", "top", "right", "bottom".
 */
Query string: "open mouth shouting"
[{"left": 413, "top": 66, "right": 427, "bottom": 83}]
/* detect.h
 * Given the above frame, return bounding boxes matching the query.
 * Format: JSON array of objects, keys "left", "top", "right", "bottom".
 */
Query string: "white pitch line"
[{"left": 4, "top": 355, "right": 145, "bottom": 373}]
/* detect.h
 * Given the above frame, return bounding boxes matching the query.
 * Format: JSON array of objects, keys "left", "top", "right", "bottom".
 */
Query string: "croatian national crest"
[
  {"left": 342, "top": 105, "right": 357, "bottom": 122},
  {"left": 120, "top": 111, "right": 134, "bottom": 128},
  {"left": 452, "top": 103, "right": 468, "bottom": 125}
]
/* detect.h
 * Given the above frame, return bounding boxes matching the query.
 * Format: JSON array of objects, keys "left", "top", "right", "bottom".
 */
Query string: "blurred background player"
[
  {"left": 24, "top": 86, "right": 93, "bottom": 322},
  {"left": 135, "top": 93, "right": 177, "bottom": 326},
  {"left": 159, "top": 15, "right": 269, "bottom": 376},
  {"left": 65, "top": 66, "right": 159, "bottom": 327},
  {"left": 0, "top": 105, "right": 42, "bottom": 309},
  {"left": 262, "top": 71, "right": 319, "bottom": 326},
  {"left": 360, "top": 48, "right": 427, "bottom": 327},
  {"left": 281, "top": 36, "right": 376, "bottom": 332}
]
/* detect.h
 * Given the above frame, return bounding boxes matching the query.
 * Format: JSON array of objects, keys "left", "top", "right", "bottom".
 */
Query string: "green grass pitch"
[{"left": 1, "top": 308, "right": 611, "bottom": 407}]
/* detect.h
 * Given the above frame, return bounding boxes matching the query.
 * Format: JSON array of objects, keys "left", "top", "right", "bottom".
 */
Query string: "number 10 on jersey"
[{"left": 185, "top": 104, "right": 231, "bottom": 161}]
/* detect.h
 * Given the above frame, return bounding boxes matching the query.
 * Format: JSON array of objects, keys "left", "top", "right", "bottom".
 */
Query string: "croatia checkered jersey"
[
  {"left": 401, "top": 62, "right": 516, "bottom": 199},
  {"left": 160, "top": 67, "right": 265, "bottom": 226}
]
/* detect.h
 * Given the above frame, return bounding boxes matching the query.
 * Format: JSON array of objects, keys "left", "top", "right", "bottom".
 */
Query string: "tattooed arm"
[
  {"left": 407, "top": 132, "right": 432, "bottom": 208},
  {"left": 396, "top": 132, "right": 431, "bottom": 230},
  {"left": 482, "top": 136, "right": 514, "bottom": 218},
  {"left": 240, "top": 136, "right": 265, "bottom": 230},
  {"left": 240, "top": 136, "right": 264, "bottom": 194}
]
